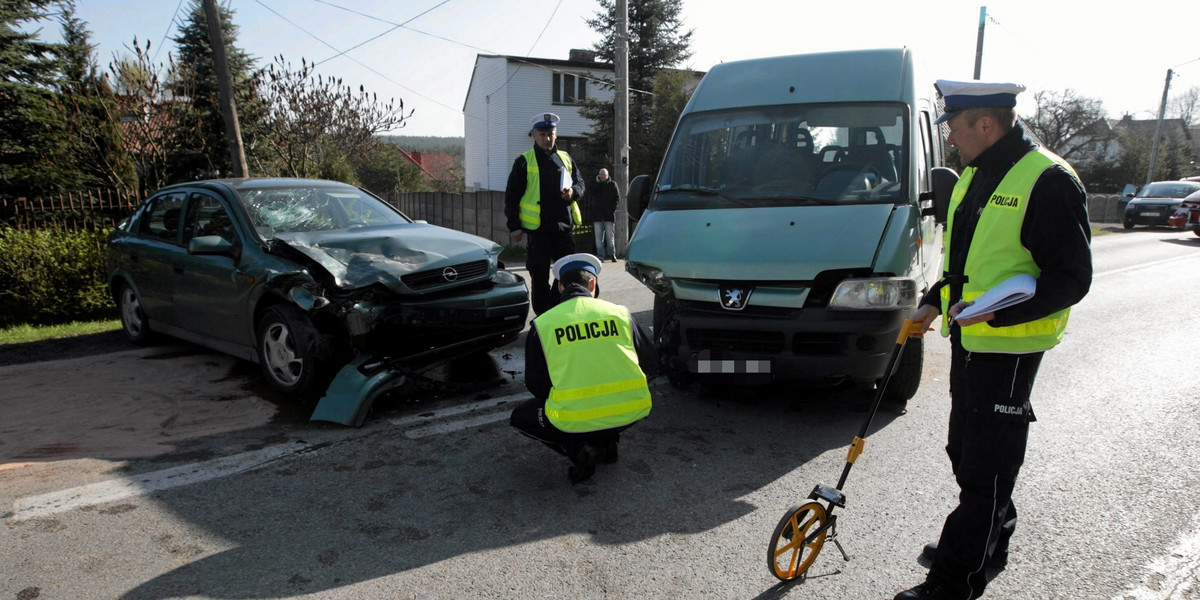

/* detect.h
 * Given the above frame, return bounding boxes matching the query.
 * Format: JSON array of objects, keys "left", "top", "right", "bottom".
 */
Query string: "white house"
[{"left": 463, "top": 50, "right": 615, "bottom": 192}]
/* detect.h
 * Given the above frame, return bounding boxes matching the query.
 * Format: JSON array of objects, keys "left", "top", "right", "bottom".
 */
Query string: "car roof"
[{"left": 153, "top": 178, "right": 360, "bottom": 194}]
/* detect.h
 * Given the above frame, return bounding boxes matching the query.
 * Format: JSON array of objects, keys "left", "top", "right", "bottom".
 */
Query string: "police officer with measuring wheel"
[
  {"left": 510, "top": 253, "right": 656, "bottom": 484},
  {"left": 505, "top": 112, "right": 586, "bottom": 315},
  {"left": 894, "top": 80, "right": 1092, "bottom": 600}
]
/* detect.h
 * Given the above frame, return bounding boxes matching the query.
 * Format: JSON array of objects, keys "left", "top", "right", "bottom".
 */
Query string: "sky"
[{"left": 48, "top": 0, "right": 1200, "bottom": 138}]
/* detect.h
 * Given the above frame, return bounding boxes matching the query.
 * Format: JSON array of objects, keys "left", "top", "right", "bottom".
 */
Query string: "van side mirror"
[
  {"left": 922, "top": 167, "right": 959, "bottom": 225},
  {"left": 627, "top": 174, "right": 651, "bottom": 221}
]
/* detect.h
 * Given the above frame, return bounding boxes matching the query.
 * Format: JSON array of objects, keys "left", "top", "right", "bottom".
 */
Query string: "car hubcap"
[
  {"left": 121, "top": 289, "right": 143, "bottom": 336},
  {"left": 263, "top": 323, "right": 302, "bottom": 385}
]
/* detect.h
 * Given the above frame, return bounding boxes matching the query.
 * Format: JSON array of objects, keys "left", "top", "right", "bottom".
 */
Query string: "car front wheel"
[
  {"left": 1123, "top": 216, "right": 1135, "bottom": 229},
  {"left": 256, "top": 304, "right": 326, "bottom": 397},
  {"left": 117, "top": 284, "right": 153, "bottom": 345}
]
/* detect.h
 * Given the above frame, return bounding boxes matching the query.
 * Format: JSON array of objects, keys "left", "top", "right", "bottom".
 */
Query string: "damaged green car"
[{"left": 106, "top": 178, "right": 529, "bottom": 426}]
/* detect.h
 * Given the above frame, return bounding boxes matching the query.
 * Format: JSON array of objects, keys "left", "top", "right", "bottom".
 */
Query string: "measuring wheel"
[{"left": 767, "top": 500, "right": 829, "bottom": 581}]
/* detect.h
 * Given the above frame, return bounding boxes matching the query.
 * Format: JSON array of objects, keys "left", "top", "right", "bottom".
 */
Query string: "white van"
[{"left": 625, "top": 48, "right": 957, "bottom": 404}]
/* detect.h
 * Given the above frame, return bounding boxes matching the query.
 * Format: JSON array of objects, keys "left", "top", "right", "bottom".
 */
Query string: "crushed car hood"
[
  {"left": 274, "top": 224, "right": 499, "bottom": 290},
  {"left": 627, "top": 204, "right": 895, "bottom": 280}
]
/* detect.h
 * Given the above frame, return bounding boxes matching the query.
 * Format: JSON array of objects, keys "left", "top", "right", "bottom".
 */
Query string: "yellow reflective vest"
[
  {"left": 940, "top": 147, "right": 1079, "bottom": 353},
  {"left": 534, "top": 296, "right": 651, "bottom": 432},
  {"left": 519, "top": 148, "right": 583, "bottom": 231}
]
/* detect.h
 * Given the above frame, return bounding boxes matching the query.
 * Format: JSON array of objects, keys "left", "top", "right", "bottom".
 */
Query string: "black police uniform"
[
  {"left": 504, "top": 144, "right": 586, "bottom": 315},
  {"left": 917, "top": 123, "right": 1091, "bottom": 598}
]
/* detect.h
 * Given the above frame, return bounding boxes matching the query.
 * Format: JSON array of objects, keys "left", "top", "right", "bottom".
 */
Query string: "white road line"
[
  {"left": 403, "top": 409, "right": 512, "bottom": 438},
  {"left": 385, "top": 392, "right": 526, "bottom": 428},
  {"left": 1116, "top": 521, "right": 1200, "bottom": 600},
  {"left": 1094, "top": 254, "right": 1197, "bottom": 279},
  {"left": 5, "top": 441, "right": 311, "bottom": 522},
  {"left": 4, "top": 393, "right": 530, "bottom": 522}
]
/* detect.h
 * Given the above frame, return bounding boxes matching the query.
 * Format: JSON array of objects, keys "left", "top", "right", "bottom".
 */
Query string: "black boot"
[
  {"left": 894, "top": 579, "right": 958, "bottom": 600},
  {"left": 568, "top": 444, "right": 602, "bottom": 484}
]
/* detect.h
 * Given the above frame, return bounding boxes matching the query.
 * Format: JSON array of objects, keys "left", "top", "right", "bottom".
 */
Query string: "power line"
[
  {"left": 252, "top": 0, "right": 463, "bottom": 116},
  {"left": 310, "top": 0, "right": 451, "bottom": 67},
  {"left": 152, "top": 0, "right": 187, "bottom": 62},
  {"left": 308, "top": 0, "right": 652, "bottom": 96}
]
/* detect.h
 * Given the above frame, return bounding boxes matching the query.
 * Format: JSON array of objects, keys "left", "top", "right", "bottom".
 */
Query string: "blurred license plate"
[{"left": 1140, "top": 212, "right": 1161, "bottom": 217}]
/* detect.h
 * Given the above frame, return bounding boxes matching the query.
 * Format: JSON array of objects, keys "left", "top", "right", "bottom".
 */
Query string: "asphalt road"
[{"left": 2, "top": 226, "right": 1198, "bottom": 600}]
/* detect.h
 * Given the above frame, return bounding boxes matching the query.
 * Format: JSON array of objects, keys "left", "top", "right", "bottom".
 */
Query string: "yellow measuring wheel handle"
[
  {"left": 895, "top": 318, "right": 926, "bottom": 344},
  {"left": 845, "top": 436, "right": 866, "bottom": 464}
]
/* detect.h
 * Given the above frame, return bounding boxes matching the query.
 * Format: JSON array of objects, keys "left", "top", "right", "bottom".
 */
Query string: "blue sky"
[{"left": 52, "top": 0, "right": 1200, "bottom": 137}]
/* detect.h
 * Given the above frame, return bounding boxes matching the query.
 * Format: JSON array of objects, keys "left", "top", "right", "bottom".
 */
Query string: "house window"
[{"left": 552, "top": 73, "right": 587, "bottom": 105}]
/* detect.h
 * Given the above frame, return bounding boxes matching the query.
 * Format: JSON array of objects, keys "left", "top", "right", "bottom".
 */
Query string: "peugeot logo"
[
  {"left": 442, "top": 267, "right": 459, "bottom": 282},
  {"left": 719, "top": 286, "right": 752, "bottom": 311}
]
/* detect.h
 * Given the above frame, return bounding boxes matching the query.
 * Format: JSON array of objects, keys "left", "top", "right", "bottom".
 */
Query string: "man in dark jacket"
[
  {"left": 591, "top": 168, "right": 620, "bottom": 261},
  {"left": 894, "top": 80, "right": 1091, "bottom": 600},
  {"left": 505, "top": 112, "right": 586, "bottom": 315},
  {"left": 510, "top": 253, "right": 657, "bottom": 484}
]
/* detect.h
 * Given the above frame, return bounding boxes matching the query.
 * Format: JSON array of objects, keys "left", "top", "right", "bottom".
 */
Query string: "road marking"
[
  {"left": 4, "top": 394, "right": 529, "bottom": 522},
  {"left": 1116, "top": 520, "right": 1200, "bottom": 600},
  {"left": 1094, "top": 254, "right": 1197, "bottom": 279},
  {"left": 4, "top": 441, "right": 311, "bottom": 523}
]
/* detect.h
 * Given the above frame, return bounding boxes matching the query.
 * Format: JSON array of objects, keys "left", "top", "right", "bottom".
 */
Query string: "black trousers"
[
  {"left": 930, "top": 344, "right": 1042, "bottom": 599},
  {"left": 526, "top": 230, "right": 576, "bottom": 315},
  {"left": 509, "top": 397, "right": 630, "bottom": 461}
]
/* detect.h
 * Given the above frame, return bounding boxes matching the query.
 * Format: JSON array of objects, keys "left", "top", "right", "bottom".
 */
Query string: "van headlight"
[
  {"left": 828, "top": 277, "right": 917, "bottom": 310},
  {"left": 627, "top": 262, "right": 670, "bottom": 295}
]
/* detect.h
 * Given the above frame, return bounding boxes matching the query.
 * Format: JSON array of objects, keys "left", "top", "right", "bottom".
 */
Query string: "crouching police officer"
[{"left": 510, "top": 253, "right": 657, "bottom": 484}]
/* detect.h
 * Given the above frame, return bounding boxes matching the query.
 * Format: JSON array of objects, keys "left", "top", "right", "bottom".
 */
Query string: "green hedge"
[{"left": 0, "top": 228, "right": 115, "bottom": 328}]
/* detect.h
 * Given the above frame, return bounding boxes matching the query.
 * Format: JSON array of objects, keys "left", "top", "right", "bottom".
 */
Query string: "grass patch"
[{"left": 0, "top": 319, "right": 122, "bottom": 345}]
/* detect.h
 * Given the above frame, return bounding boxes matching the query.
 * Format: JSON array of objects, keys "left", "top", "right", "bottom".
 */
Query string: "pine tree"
[
  {"left": 57, "top": 0, "right": 138, "bottom": 193},
  {"left": 579, "top": 0, "right": 693, "bottom": 180},
  {"left": 169, "top": 0, "right": 265, "bottom": 180},
  {"left": 0, "top": 0, "right": 69, "bottom": 197}
]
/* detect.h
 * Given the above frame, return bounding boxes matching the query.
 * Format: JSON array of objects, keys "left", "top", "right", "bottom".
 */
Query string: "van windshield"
[{"left": 654, "top": 103, "right": 907, "bottom": 208}]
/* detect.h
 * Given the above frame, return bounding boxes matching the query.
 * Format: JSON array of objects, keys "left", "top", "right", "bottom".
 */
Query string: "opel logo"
[
  {"left": 442, "top": 267, "right": 459, "bottom": 282},
  {"left": 719, "top": 286, "right": 752, "bottom": 311}
]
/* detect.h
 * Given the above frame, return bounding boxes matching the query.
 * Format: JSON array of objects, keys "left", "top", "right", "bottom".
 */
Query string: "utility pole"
[
  {"left": 613, "top": 0, "right": 630, "bottom": 256},
  {"left": 973, "top": 6, "right": 986, "bottom": 79},
  {"left": 203, "top": 0, "right": 248, "bottom": 178},
  {"left": 1146, "top": 69, "right": 1173, "bottom": 186}
]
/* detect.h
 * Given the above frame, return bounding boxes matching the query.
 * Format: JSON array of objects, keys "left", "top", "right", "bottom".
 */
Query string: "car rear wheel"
[
  {"left": 117, "top": 284, "right": 153, "bottom": 345},
  {"left": 256, "top": 304, "right": 325, "bottom": 397}
]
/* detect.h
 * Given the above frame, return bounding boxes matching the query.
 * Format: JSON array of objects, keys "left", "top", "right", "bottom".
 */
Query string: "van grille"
[{"left": 687, "top": 328, "right": 785, "bottom": 353}]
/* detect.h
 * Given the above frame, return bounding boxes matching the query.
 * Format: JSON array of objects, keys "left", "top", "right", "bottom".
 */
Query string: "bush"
[{"left": 0, "top": 227, "right": 115, "bottom": 328}]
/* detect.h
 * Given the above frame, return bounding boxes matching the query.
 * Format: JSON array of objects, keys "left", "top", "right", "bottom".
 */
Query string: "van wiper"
[{"left": 657, "top": 185, "right": 753, "bottom": 207}]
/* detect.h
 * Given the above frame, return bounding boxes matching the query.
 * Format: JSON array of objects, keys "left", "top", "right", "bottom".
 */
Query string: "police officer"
[
  {"left": 510, "top": 253, "right": 657, "bottom": 484},
  {"left": 505, "top": 112, "right": 586, "bottom": 315},
  {"left": 894, "top": 80, "right": 1092, "bottom": 600}
]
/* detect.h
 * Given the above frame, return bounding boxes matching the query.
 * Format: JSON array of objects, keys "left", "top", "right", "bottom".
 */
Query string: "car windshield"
[
  {"left": 1136, "top": 182, "right": 1200, "bottom": 199},
  {"left": 239, "top": 185, "right": 411, "bottom": 238},
  {"left": 653, "top": 102, "right": 907, "bottom": 209}
]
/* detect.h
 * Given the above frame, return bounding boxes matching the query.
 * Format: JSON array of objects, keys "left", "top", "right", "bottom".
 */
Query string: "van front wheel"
[{"left": 881, "top": 335, "right": 922, "bottom": 406}]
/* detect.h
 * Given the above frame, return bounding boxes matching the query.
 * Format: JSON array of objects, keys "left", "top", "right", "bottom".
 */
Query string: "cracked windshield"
[
  {"left": 655, "top": 103, "right": 907, "bottom": 207},
  {"left": 243, "top": 187, "right": 410, "bottom": 238}
]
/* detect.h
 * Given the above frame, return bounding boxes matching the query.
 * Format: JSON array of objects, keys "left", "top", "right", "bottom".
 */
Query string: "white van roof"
[{"left": 684, "top": 48, "right": 920, "bottom": 114}]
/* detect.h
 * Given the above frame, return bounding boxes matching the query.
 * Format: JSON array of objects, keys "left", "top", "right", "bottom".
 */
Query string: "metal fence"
[
  {"left": 0, "top": 187, "right": 1131, "bottom": 241},
  {"left": 0, "top": 190, "right": 142, "bottom": 232}
]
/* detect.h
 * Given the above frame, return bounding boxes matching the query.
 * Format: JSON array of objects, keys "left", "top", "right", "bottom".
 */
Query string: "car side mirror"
[
  {"left": 189, "top": 235, "right": 239, "bottom": 258},
  {"left": 627, "top": 174, "right": 651, "bottom": 221},
  {"left": 921, "top": 167, "right": 959, "bottom": 225}
]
